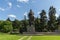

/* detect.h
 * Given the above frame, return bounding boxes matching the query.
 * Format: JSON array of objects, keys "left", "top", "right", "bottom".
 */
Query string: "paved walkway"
[
  {"left": 18, "top": 36, "right": 28, "bottom": 40},
  {"left": 18, "top": 36, "right": 32, "bottom": 40},
  {"left": 27, "top": 36, "right": 32, "bottom": 40}
]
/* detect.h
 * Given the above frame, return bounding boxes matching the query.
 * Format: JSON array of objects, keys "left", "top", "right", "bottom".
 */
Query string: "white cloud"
[
  {"left": 17, "top": 5, "right": 21, "bottom": 8},
  {"left": 37, "top": 11, "right": 40, "bottom": 15},
  {"left": 0, "top": 7, "right": 5, "bottom": 11},
  {"left": 8, "top": 14, "right": 16, "bottom": 18},
  {"left": 17, "top": 0, "right": 29, "bottom": 3},
  {"left": 59, "top": 9, "right": 60, "bottom": 11},
  {"left": 31, "top": 0, "right": 36, "bottom": 3},
  {"left": 8, "top": 2, "right": 12, "bottom": 8},
  {"left": 24, "top": 12, "right": 27, "bottom": 16},
  {"left": 24, "top": 12, "right": 28, "bottom": 19},
  {"left": 55, "top": 14, "right": 59, "bottom": 17}
]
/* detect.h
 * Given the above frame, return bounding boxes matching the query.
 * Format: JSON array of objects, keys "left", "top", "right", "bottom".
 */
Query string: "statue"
[
  {"left": 23, "top": 9, "right": 35, "bottom": 34},
  {"left": 28, "top": 9, "right": 35, "bottom": 26}
]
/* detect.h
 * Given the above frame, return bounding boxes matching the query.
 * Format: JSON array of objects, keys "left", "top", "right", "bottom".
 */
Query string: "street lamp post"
[
  {"left": 24, "top": 14, "right": 27, "bottom": 32},
  {"left": 24, "top": 14, "right": 26, "bottom": 21},
  {"left": 37, "top": 11, "right": 40, "bottom": 29}
]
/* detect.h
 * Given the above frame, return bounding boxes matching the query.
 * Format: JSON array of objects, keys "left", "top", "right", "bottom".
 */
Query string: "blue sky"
[{"left": 0, "top": 0, "right": 60, "bottom": 20}]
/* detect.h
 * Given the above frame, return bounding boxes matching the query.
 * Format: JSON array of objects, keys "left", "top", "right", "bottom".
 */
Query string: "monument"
[
  {"left": 23, "top": 9, "right": 35, "bottom": 34},
  {"left": 27, "top": 9, "right": 35, "bottom": 34}
]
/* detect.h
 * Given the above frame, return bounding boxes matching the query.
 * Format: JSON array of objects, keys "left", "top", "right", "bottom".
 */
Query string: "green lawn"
[
  {"left": 0, "top": 33, "right": 21, "bottom": 40},
  {"left": 0, "top": 33, "right": 60, "bottom": 40},
  {"left": 31, "top": 36, "right": 60, "bottom": 40}
]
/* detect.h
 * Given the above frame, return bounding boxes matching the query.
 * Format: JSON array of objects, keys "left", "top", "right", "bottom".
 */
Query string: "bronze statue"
[{"left": 28, "top": 9, "right": 35, "bottom": 26}]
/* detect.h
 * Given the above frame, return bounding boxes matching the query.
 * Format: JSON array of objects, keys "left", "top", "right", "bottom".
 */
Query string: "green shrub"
[
  {"left": 3, "top": 25, "right": 13, "bottom": 33},
  {"left": 1, "top": 21, "right": 13, "bottom": 33}
]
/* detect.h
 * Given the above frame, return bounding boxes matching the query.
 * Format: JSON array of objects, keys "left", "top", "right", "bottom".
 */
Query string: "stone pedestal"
[{"left": 27, "top": 25, "right": 35, "bottom": 34}]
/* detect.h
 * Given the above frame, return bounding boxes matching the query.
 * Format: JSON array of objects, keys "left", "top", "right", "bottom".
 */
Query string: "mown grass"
[
  {"left": 31, "top": 36, "right": 60, "bottom": 40},
  {"left": 0, "top": 33, "right": 60, "bottom": 40},
  {"left": 0, "top": 33, "right": 21, "bottom": 40}
]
